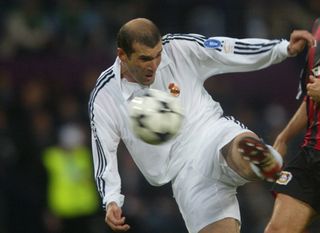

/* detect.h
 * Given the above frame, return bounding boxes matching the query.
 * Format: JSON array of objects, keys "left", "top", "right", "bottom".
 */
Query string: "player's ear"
[{"left": 118, "top": 48, "right": 128, "bottom": 62}]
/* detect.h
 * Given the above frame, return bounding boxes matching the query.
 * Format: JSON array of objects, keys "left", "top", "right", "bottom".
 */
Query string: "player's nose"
[{"left": 148, "top": 60, "right": 159, "bottom": 71}]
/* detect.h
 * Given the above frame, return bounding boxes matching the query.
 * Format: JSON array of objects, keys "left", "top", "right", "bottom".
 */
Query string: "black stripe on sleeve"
[
  {"left": 234, "top": 40, "right": 281, "bottom": 55},
  {"left": 88, "top": 70, "right": 115, "bottom": 121},
  {"left": 162, "top": 33, "right": 206, "bottom": 47},
  {"left": 95, "top": 137, "right": 107, "bottom": 199}
]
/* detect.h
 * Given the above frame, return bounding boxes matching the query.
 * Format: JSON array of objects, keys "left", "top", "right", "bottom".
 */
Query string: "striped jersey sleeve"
[
  {"left": 162, "top": 33, "right": 289, "bottom": 80},
  {"left": 88, "top": 67, "right": 124, "bottom": 209},
  {"left": 162, "top": 33, "right": 283, "bottom": 54}
]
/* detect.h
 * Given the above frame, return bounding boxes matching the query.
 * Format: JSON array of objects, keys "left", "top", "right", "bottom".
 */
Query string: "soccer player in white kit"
[{"left": 88, "top": 18, "right": 315, "bottom": 233}]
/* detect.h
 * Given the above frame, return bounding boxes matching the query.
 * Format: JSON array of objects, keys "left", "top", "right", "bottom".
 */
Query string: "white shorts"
[{"left": 171, "top": 117, "right": 251, "bottom": 233}]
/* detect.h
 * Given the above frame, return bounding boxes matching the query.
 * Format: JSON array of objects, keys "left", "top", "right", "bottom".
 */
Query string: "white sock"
[
  {"left": 266, "top": 145, "right": 283, "bottom": 167},
  {"left": 250, "top": 163, "right": 264, "bottom": 179}
]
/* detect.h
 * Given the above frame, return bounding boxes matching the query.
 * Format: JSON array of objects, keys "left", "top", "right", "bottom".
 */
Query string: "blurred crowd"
[
  {"left": 0, "top": 0, "right": 320, "bottom": 233},
  {"left": 0, "top": 0, "right": 319, "bottom": 58}
]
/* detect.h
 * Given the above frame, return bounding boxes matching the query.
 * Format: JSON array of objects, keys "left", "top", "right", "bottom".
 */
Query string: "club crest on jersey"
[
  {"left": 168, "top": 83, "right": 180, "bottom": 96},
  {"left": 276, "top": 171, "right": 292, "bottom": 185},
  {"left": 223, "top": 40, "right": 234, "bottom": 53},
  {"left": 204, "top": 39, "right": 221, "bottom": 49}
]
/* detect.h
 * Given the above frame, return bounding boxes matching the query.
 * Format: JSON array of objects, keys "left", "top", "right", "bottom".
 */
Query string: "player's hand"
[
  {"left": 105, "top": 202, "right": 130, "bottom": 232},
  {"left": 307, "top": 75, "right": 320, "bottom": 102},
  {"left": 287, "top": 30, "right": 315, "bottom": 56}
]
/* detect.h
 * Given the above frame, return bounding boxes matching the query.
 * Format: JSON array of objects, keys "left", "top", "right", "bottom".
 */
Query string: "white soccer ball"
[{"left": 128, "top": 89, "right": 184, "bottom": 145}]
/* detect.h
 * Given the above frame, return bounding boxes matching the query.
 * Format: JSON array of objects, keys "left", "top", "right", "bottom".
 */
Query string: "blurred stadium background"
[{"left": 0, "top": 0, "right": 319, "bottom": 233}]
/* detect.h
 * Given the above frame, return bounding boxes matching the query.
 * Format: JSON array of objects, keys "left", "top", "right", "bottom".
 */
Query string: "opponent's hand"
[
  {"left": 287, "top": 30, "right": 315, "bottom": 56},
  {"left": 105, "top": 202, "right": 130, "bottom": 232},
  {"left": 307, "top": 75, "right": 320, "bottom": 102}
]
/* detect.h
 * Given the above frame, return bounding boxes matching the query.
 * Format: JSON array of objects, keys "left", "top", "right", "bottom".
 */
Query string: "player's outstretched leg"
[{"left": 238, "top": 137, "right": 283, "bottom": 182}]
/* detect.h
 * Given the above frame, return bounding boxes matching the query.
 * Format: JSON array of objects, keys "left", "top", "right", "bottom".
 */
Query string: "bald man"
[{"left": 88, "top": 18, "right": 315, "bottom": 233}]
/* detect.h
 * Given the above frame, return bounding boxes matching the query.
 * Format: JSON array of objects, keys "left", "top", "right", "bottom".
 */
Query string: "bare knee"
[
  {"left": 264, "top": 221, "right": 283, "bottom": 233},
  {"left": 199, "top": 217, "right": 240, "bottom": 233}
]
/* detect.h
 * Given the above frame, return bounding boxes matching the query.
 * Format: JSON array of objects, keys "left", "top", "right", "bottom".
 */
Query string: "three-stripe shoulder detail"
[
  {"left": 162, "top": 33, "right": 207, "bottom": 47},
  {"left": 88, "top": 67, "right": 115, "bottom": 121}
]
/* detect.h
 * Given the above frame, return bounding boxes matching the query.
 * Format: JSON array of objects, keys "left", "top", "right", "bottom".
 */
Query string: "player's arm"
[
  {"left": 90, "top": 100, "right": 130, "bottom": 231},
  {"left": 211, "top": 31, "right": 313, "bottom": 73},
  {"left": 181, "top": 31, "right": 314, "bottom": 80},
  {"left": 273, "top": 100, "right": 307, "bottom": 156}
]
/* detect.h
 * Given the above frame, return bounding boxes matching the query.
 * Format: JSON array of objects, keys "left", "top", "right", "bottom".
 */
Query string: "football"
[{"left": 128, "top": 89, "right": 184, "bottom": 145}]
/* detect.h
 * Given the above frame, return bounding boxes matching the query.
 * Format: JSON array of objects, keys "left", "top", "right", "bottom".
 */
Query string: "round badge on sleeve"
[{"left": 204, "top": 39, "right": 221, "bottom": 49}]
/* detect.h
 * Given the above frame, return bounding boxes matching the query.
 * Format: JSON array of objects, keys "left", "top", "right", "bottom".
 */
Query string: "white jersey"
[{"left": 89, "top": 33, "right": 289, "bottom": 208}]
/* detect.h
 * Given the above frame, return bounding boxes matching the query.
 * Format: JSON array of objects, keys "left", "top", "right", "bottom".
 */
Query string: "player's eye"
[{"left": 139, "top": 56, "right": 152, "bottom": 62}]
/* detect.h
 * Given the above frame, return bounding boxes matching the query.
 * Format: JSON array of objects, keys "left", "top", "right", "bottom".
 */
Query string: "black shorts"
[{"left": 272, "top": 147, "right": 320, "bottom": 213}]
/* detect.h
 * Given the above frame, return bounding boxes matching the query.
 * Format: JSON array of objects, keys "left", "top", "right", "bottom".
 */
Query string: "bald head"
[{"left": 117, "top": 18, "right": 161, "bottom": 56}]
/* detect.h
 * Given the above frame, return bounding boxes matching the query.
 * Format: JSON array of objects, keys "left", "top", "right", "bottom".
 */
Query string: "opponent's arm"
[{"left": 273, "top": 100, "right": 307, "bottom": 156}]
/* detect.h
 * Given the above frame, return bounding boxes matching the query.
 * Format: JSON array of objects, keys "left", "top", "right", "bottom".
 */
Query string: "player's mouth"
[{"left": 145, "top": 73, "right": 154, "bottom": 80}]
